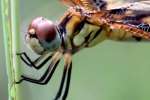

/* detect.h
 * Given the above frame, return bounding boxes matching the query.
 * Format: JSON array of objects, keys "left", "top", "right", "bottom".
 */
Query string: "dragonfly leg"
[
  {"left": 17, "top": 52, "right": 32, "bottom": 66},
  {"left": 54, "top": 63, "right": 68, "bottom": 100},
  {"left": 17, "top": 52, "right": 52, "bottom": 70},
  {"left": 62, "top": 62, "right": 72, "bottom": 100},
  {"left": 16, "top": 59, "right": 60, "bottom": 85},
  {"left": 54, "top": 53, "right": 72, "bottom": 100},
  {"left": 16, "top": 52, "right": 62, "bottom": 85}
]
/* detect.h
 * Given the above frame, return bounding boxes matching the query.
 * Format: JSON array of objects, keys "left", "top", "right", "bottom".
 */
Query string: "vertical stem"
[
  {"left": 10, "top": 0, "right": 21, "bottom": 99},
  {"left": 1, "top": 0, "right": 12, "bottom": 100},
  {"left": 1, "top": 0, "right": 21, "bottom": 100},
  {"left": 11, "top": 0, "right": 20, "bottom": 76}
]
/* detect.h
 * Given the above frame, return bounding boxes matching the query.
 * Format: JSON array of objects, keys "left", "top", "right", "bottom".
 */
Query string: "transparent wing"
[
  {"left": 107, "top": 1, "right": 150, "bottom": 39},
  {"left": 109, "top": 1, "right": 150, "bottom": 27}
]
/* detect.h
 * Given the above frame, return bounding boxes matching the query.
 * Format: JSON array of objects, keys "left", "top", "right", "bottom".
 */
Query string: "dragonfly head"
[{"left": 26, "top": 17, "right": 61, "bottom": 55}]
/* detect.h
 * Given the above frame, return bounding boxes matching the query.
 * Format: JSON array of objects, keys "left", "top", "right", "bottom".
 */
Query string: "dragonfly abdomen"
[
  {"left": 107, "top": 28, "right": 146, "bottom": 41},
  {"left": 107, "top": 28, "right": 133, "bottom": 41}
]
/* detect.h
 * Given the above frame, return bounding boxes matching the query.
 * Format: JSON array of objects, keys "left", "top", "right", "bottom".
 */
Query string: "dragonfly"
[{"left": 16, "top": 0, "right": 150, "bottom": 100}]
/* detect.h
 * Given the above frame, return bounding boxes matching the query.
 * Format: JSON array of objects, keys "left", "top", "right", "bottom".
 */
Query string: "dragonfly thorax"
[{"left": 25, "top": 17, "right": 61, "bottom": 55}]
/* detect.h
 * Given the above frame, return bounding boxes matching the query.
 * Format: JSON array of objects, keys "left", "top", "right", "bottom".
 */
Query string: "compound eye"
[{"left": 28, "top": 17, "right": 57, "bottom": 43}]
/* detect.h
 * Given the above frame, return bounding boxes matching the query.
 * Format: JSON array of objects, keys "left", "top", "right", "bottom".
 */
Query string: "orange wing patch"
[
  {"left": 60, "top": 0, "right": 79, "bottom": 7},
  {"left": 60, "top": 0, "right": 108, "bottom": 11}
]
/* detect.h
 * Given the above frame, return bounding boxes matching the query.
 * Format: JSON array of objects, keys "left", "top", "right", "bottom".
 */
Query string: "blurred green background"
[{"left": 1, "top": 0, "right": 150, "bottom": 100}]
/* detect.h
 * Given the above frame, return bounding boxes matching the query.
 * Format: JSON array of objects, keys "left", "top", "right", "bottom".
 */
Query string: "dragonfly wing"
[
  {"left": 60, "top": 0, "right": 108, "bottom": 11},
  {"left": 60, "top": 0, "right": 150, "bottom": 40},
  {"left": 60, "top": 0, "right": 77, "bottom": 7},
  {"left": 105, "top": 1, "right": 150, "bottom": 40}
]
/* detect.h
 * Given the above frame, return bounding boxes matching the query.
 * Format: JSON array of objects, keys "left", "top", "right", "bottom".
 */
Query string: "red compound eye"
[{"left": 28, "top": 17, "right": 57, "bottom": 42}]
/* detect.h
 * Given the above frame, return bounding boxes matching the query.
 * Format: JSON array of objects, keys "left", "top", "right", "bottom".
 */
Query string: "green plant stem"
[
  {"left": 11, "top": 0, "right": 21, "bottom": 99},
  {"left": 1, "top": 0, "right": 12, "bottom": 99},
  {"left": 1, "top": 0, "right": 21, "bottom": 100}
]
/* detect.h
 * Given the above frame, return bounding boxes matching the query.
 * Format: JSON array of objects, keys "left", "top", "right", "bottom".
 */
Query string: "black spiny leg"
[
  {"left": 54, "top": 53, "right": 72, "bottom": 100},
  {"left": 16, "top": 52, "right": 62, "bottom": 85},
  {"left": 54, "top": 63, "right": 68, "bottom": 100},
  {"left": 16, "top": 60, "right": 60, "bottom": 85},
  {"left": 62, "top": 62, "right": 72, "bottom": 100},
  {"left": 17, "top": 52, "right": 53, "bottom": 69}
]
